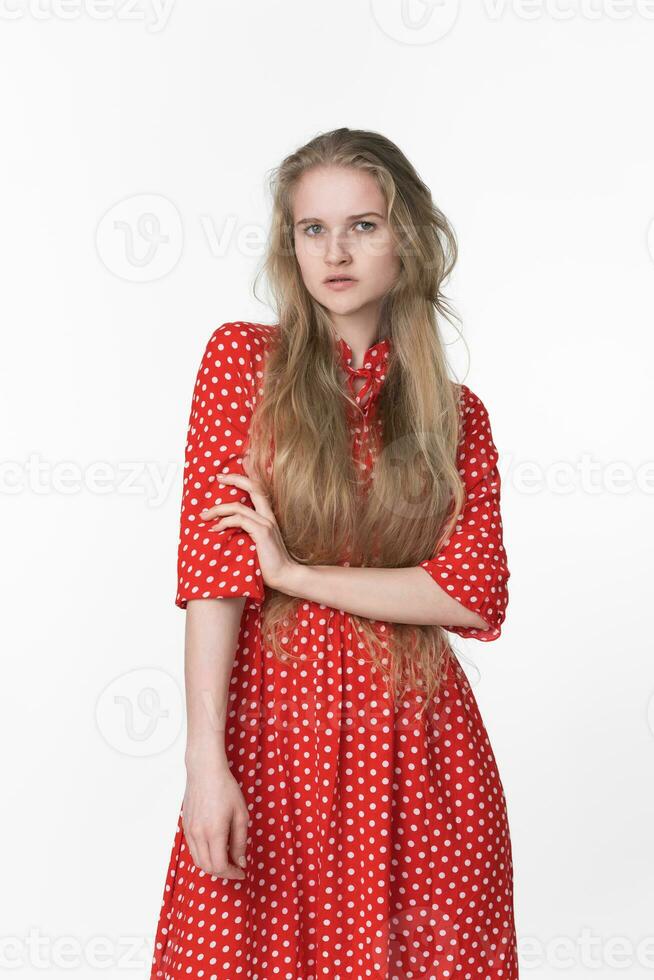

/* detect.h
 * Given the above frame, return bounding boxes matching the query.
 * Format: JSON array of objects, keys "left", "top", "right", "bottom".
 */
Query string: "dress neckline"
[
  {"left": 334, "top": 333, "right": 392, "bottom": 409},
  {"left": 335, "top": 333, "right": 391, "bottom": 371}
]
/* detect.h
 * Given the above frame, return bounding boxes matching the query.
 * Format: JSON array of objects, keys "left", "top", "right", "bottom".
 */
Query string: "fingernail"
[{"left": 238, "top": 855, "right": 246, "bottom": 868}]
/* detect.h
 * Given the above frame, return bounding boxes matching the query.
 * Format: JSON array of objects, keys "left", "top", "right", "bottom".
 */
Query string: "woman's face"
[{"left": 292, "top": 165, "right": 401, "bottom": 323}]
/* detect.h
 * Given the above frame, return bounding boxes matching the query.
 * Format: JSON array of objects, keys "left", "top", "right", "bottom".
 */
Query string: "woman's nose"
[{"left": 324, "top": 231, "right": 352, "bottom": 262}]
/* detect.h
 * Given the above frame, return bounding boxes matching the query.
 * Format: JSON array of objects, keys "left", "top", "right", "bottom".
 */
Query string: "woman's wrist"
[
  {"left": 277, "top": 560, "right": 313, "bottom": 598},
  {"left": 185, "top": 735, "right": 229, "bottom": 773}
]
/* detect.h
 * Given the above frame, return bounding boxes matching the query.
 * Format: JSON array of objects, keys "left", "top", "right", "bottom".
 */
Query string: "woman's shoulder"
[
  {"left": 209, "top": 320, "right": 278, "bottom": 352},
  {"left": 453, "top": 380, "right": 500, "bottom": 474},
  {"left": 455, "top": 380, "right": 492, "bottom": 421},
  {"left": 201, "top": 320, "right": 276, "bottom": 378},
  {"left": 194, "top": 321, "right": 278, "bottom": 407}
]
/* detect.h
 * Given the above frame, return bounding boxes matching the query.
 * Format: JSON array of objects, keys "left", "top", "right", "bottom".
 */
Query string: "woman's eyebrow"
[{"left": 294, "top": 211, "right": 385, "bottom": 226}]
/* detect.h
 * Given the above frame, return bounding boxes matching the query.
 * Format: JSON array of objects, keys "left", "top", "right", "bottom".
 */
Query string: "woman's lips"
[{"left": 324, "top": 278, "right": 357, "bottom": 291}]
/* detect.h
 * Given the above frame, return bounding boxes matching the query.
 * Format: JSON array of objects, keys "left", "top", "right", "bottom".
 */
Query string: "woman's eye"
[{"left": 304, "top": 221, "right": 376, "bottom": 236}]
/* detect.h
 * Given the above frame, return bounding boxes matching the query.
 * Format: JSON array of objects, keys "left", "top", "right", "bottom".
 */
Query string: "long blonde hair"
[{"left": 248, "top": 128, "right": 465, "bottom": 712}]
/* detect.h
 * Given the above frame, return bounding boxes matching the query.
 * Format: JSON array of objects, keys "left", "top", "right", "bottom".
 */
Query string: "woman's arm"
[
  {"left": 272, "top": 388, "right": 510, "bottom": 640},
  {"left": 175, "top": 323, "right": 268, "bottom": 610},
  {"left": 182, "top": 597, "right": 249, "bottom": 881},
  {"left": 275, "top": 385, "right": 510, "bottom": 637},
  {"left": 278, "top": 563, "right": 491, "bottom": 630},
  {"left": 183, "top": 598, "right": 245, "bottom": 768},
  {"left": 173, "top": 324, "right": 271, "bottom": 881},
  {"left": 201, "top": 380, "right": 511, "bottom": 643},
  {"left": 209, "top": 394, "right": 509, "bottom": 639}
]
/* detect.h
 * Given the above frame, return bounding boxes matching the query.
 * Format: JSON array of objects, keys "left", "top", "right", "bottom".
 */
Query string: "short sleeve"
[
  {"left": 418, "top": 384, "right": 511, "bottom": 641},
  {"left": 175, "top": 322, "right": 267, "bottom": 608}
]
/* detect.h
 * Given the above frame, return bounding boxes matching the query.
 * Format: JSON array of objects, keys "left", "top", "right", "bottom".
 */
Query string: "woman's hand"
[
  {"left": 182, "top": 761, "right": 249, "bottom": 880},
  {"left": 199, "top": 453, "right": 296, "bottom": 592}
]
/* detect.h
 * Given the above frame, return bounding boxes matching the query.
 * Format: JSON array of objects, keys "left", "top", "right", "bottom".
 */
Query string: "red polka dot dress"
[{"left": 150, "top": 322, "right": 518, "bottom": 980}]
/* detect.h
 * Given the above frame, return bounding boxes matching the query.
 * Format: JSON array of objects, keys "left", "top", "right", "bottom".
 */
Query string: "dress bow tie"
[
  {"left": 335, "top": 334, "right": 391, "bottom": 410},
  {"left": 340, "top": 363, "right": 376, "bottom": 406}
]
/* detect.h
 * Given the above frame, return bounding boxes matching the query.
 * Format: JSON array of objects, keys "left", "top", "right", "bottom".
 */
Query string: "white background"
[{"left": 1, "top": 1, "right": 653, "bottom": 977}]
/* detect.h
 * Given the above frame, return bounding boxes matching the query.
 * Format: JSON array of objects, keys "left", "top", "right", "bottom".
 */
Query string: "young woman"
[{"left": 150, "top": 128, "right": 517, "bottom": 980}]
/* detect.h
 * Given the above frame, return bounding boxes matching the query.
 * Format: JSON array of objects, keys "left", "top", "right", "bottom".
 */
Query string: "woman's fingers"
[
  {"left": 207, "top": 829, "right": 245, "bottom": 880},
  {"left": 202, "top": 469, "right": 276, "bottom": 523},
  {"left": 185, "top": 823, "right": 245, "bottom": 880},
  {"left": 229, "top": 807, "right": 250, "bottom": 871},
  {"left": 235, "top": 474, "right": 276, "bottom": 520},
  {"left": 182, "top": 773, "right": 250, "bottom": 881},
  {"left": 199, "top": 475, "right": 294, "bottom": 592},
  {"left": 206, "top": 505, "right": 272, "bottom": 535},
  {"left": 186, "top": 832, "right": 212, "bottom": 877}
]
